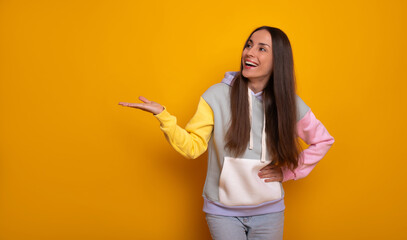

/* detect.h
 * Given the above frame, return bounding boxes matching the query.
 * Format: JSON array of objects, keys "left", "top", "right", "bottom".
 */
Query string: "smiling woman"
[
  {"left": 241, "top": 29, "right": 274, "bottom": 91},
  {"left": 119, "top": 26, "right": 335, "bottom": 240}
]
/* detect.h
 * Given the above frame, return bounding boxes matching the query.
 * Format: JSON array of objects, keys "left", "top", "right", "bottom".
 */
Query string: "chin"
[
  {"left": 242, "top": 71, "right": 247, "bottom": 78},
  {"left": 242, "top": 70, "right": 256, "bottom": 79},
  {"left": 242, "top": 69, "right": 250, "bottom": 78}
]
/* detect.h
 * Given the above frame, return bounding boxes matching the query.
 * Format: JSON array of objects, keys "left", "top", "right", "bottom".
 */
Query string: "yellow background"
[{"left": 0, "top": 0, "right": 406, "bottom": 239}]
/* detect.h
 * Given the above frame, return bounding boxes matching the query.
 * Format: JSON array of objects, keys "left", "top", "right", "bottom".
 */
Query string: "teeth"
[{"left": 245, "top": 61, "right": 257, "bottom": 67}]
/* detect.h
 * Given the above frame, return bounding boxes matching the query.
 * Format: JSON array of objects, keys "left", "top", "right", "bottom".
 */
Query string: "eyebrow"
[{"left": 248, "top": 39, "right": 271, "bottom": 48}]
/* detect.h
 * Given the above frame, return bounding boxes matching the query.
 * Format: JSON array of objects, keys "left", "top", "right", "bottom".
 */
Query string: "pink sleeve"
[{"left": 281, "top": 109, "right": 335, "bottom": 182}]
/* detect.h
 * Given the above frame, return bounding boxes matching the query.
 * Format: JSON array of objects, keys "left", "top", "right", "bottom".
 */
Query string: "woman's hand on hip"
[
  {"left": 258, "top": 164, "right": 283, "bottom": 182},
  {"left": 118, "top": 96, "right": 164, "bottom": 115}
]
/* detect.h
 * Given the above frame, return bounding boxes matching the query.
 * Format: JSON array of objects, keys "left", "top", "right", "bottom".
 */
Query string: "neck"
[{"left": 248, "top": 77, "right": 269, "bottom": 94}]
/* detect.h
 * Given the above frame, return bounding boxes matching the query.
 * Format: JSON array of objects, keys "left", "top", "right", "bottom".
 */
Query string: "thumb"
[{"left": 138, "top": 96, "right": 151, "bottom": 104}]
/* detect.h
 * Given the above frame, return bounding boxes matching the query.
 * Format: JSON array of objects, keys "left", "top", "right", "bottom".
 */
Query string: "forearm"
[
  {"left": 281, "top": 109, "right": 335, "bottom": 182},
  {"left": 154, "top": 97, "right": 214, "bottom": 159}
]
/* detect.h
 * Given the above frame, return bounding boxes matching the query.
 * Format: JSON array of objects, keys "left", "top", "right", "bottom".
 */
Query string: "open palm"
[{"left": 118, "top": 96, "right": 164, "bottom": 115}]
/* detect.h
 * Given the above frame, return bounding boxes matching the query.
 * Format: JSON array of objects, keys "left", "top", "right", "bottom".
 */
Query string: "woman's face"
[{"left": 241, "top": 29, "right": 273, "bottom": 82}]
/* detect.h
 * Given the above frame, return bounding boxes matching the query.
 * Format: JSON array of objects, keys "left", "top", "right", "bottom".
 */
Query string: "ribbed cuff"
[
  {"left": 281, "top": 167, "right": 296, "bottom": 182},
  {"left": 153, "top": 106, "right": 176, "bottom": 129}
]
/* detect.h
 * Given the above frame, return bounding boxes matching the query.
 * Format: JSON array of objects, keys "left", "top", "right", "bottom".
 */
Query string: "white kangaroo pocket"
[{"left": 219, "top": 156, "right": 282, "bottom": 206}]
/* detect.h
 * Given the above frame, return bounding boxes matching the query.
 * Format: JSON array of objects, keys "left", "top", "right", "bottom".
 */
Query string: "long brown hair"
[{"left": 225, "top": 26, "right": 302, "bottom": 171}]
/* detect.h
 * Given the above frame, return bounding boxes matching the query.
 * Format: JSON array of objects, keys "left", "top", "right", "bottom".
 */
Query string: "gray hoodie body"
[{"left": 200, "top": 71, "right": 310, "bottom": 216}]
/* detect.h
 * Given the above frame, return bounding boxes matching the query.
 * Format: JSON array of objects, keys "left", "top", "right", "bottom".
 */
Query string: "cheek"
[
  {"left": 268, "top": 60, "right": 273, "bottom": 71},
  {"left": 260, "top": 57, "right": 273, "bottom": 70},
  {"left": 266, "top": 57, "right": 273, "bottom": 71},
  {"left": 241, "top": 50, "right": 247, "bottom": 58}
]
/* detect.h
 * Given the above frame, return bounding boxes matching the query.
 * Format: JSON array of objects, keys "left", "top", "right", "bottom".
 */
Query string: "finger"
[
  {"left": 258, "top": 167, "right": 276, "bottom": 175},
  {"left": 258, "top": 169, "right": 273, "bottom": 176},
  {"left": 118, "top": 102, "right": 145, "bottom": 109},
  {"left": 259, "top": 165, "right": 275, "bottom": 171},
  {"left": 118, "top": 102, "right": 132, "bottom": 106},
  {"left": 138, "top": 96, "right": 152, "bottom": 104},
  {"left": 258, "top": 171, "right": 275, "bottom": 178},
  {"left": 264, "top": 177, "right": 282, "bottom": 182},
  {"left": 259, "top": 172, "right": 280, "bottom": 180},
  {"left": 260, "top": 175, "right": 276, "bottom": 181},
  {"left": 259, "top": 169, "right": 283, "bottom": 180}
]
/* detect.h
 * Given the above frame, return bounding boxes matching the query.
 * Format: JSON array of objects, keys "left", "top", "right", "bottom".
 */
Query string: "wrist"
[{"left": 153, "top": 106, "right": 165, "bottom": 116}]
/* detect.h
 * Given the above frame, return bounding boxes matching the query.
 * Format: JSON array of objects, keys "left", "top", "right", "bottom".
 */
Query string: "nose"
[{"left": 246, "top": 46, "right": 255, "bottom": 57}]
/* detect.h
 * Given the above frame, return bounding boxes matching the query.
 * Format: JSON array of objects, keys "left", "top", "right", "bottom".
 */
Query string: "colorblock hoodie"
[{"left": 153, "top": 71, "right": 335, "bottom": 216}]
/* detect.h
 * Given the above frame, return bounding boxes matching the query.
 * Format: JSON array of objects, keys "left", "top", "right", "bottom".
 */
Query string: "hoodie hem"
[{"left": 202, "top": 196, "right": 285, "bottom": 217}]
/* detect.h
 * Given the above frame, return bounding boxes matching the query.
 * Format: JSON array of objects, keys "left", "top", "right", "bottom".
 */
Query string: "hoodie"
[{"left": 154, "top": 71, "right": 335, "bottom": 216}]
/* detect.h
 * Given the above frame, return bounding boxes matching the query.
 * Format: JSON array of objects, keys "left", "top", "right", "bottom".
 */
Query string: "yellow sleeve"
[{"left": 153, "top": 96, "right": 214, "bottom": 159}]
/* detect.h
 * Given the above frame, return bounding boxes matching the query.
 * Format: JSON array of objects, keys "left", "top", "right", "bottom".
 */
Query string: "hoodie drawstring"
[
  {"left": 248, "top": 87, "right": 254, "bottom": 150},
  {"left": 248, "top": 87, "right": 267, "bottom": 163}
]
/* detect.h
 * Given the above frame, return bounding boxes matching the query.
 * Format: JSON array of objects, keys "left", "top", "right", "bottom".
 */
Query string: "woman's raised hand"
[{"left": 118, "top": 96, "right": 164, "bottom": 115}]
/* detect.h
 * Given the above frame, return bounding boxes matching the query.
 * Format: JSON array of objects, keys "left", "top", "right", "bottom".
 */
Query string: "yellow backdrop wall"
[{"left": 0, "top": 0, "right": 406, "bottom": 239}]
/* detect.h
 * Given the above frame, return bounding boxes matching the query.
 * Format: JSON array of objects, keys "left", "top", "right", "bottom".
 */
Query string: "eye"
[
  {"left": 260, "top": 47, "right": 266, "bottom": 52},
  {"left": 245, "top": 43, "right": 252, "bottom": 48}
]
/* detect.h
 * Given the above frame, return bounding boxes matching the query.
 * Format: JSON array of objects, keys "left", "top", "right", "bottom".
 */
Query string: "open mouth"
[{"left": 244, "top": 60, "right": 258, "bottom": 69}]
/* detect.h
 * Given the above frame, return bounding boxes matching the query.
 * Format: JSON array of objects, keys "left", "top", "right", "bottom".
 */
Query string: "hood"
[
  {"left": 221, "top": 71, "right": 263, "bottom": 101},
  {"left": 221, "top": 71, "right": 239, "bottom": 86}
]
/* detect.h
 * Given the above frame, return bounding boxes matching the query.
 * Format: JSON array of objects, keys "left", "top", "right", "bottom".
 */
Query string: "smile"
[{"left": 244, "top": 60, "right": 258, "bottom": 69}]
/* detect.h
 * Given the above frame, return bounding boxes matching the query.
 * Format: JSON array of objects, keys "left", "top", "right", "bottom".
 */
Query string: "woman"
[{"left": 119, "top": 26, "right": 335, "bottom": 240}]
